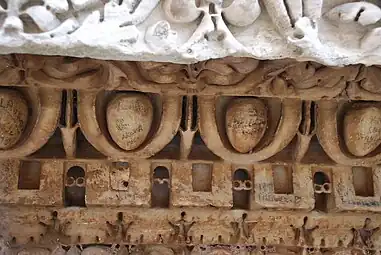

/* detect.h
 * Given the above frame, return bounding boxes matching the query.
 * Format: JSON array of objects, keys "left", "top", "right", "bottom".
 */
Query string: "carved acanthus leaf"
[
  {"left": 326, "top": 2, "right": 381, "bottom": 26},
  {"left": 105, "top": 0, "right": 160, "bottom": 27},
  {"left": 136, "top": 57, "right": 259, "bottom": 88},
  {"left": 222, "top": 0, "right": 261, "bottom": 27},
  {"left": 161, "top": 0, "right": 200, "bottom": 24},
  {"left": 326, "top": 2, "right": 381, "bottom": 51},
  {"left": 162, "top": 0, "right": 261, "bottom": 55},
  {"left": 24, "top": 57, "right": 119, "bottom": 89},
  {"left": 0, "top": 0, "right": 71, "bottom": 33},
  {"left": 355, "top": 66, "right": 381, "bottom": 93},
  {"left": 0, "top": 55, "right": 22, "bottom": 84},
  {"left": 263, "top": 0, "right": 323, "bottom": 48},
  {"left": 136, "top": 62, "right": 183, "bottom": 84}
]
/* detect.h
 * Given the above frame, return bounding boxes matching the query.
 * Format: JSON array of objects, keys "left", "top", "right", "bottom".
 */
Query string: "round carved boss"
[
  {"left": 225, "top": 98, "right": 267, "bottom": 153},
  {"left": 0, "top": 89, "right": 28, "bottom": 150},
  {"left": 106, "top": 93, "right": 154, "bottom": 151},
  {"left": 343, "top": 103, "right": 381, "bottom": 157}
]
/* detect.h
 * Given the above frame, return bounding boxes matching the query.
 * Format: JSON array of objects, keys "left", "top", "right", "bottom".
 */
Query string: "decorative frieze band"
[
  {"left": 2, "top": 55, "right": 379, "bottom": 99},
  {"left": 1, "top": 55, "right": 381, "bottom": 166},
  {"left": 2, "top": 1, "right": 381, "bottom": 65},
  {"left": 2, "top": 206, "right": 381, "bottom": 254},
  {"left": 0, "top": 54, "right": 381, "bottom": 253}
]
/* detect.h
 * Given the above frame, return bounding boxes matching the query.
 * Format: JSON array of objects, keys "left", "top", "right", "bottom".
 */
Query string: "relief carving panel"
[
  {"left": 3, "top": 0, "right": 381, "bottom": 66},
  {"left": 0, "top": 55, "right": 380, "bottom": 254}
]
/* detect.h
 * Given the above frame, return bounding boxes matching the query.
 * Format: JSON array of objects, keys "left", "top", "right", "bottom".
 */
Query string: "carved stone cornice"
[
  {"left": 1, "top": 1, "right": 381, "bottom": 65},
  {"left": 1, "top": 54, "right": 381, "bottom": 254},
  {"left": 0, "top": 54, "right": 377, "bottom": 99},
  {"left": 3, "top": 55, "right": 381, "bottom": 165}
]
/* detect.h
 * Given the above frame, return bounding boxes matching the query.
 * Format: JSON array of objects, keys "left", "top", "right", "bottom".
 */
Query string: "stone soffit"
[{"left": 1, "top": 0, "right": 381, "bottom": 65}]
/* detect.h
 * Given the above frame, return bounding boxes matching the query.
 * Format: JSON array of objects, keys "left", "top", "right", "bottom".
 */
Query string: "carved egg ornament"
[
  {"left": 0, "top": 89, "right": 28, "bottom": 150},
  {"left": 225, "top": 98, "right": 267, "bottom": 153},
  {"left": 107, "top": 93, "right": 154, "bottom": 151},
  {"left": 344, "top": 105, "right": 381, "bottom": 157},
  {"left": 145, "top": 246, "right": 175, "bottom": 255},
  {"left": 81, "top": 246, "right": 112, "bottom": 255}
]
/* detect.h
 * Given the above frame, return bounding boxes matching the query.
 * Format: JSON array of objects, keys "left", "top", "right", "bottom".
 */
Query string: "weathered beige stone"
[
  {"left": 81, "top": 247, "right": 111, "bottom": 255},
  {"left": 0, "top": 89, "right": 28, "bottom": 150},
  {"left": 209, "top": 249, "right": 232, "bottom": 255},
  {"left": 344, "top": 105, "right": 381, "bottom": 157},
  {"left": 17, "top": 248, "right": 50, "bottom": 255},
  {"left": 225, "top": 98, "right": 267, "bottom": 153},
  {"left": 106, "top": 93, "right": 153, "bottom": 151},
  {"left": 144, "top": 246, "right": 175, "bottom": 255},
  {"left": 0, "top": 55, "right": 381, "bottom": 255}
]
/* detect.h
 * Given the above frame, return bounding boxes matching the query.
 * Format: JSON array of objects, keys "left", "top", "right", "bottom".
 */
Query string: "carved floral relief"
[
  {"left": 1, "top": 1, "right": 381, "bottom": 64},
  {"left": 3, "top": 55, "right": 381, "bottom": 165}
]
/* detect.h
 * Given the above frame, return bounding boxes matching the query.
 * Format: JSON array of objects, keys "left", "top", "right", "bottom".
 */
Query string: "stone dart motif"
[
  {"left": 294, "top": 101, "right": 316, "bottom": 162},
  {"left": 179, "top": 95, "right": 197, "bottom": 159},
  {"left": 59, "top": 90, "right": 79, "bottom": 158}
]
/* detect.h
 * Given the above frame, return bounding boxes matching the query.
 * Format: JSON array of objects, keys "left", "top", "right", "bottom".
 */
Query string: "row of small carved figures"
[
  {"left": 7, "top": 244, "right": 381, "bottom": 255},
  {"left": 8, "top": 211, "right": 380, "bottom": 251}
]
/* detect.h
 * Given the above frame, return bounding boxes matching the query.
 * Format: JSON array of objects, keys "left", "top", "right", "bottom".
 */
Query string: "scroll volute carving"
[
  {"left": 260, "top": 61, "right": 359, "bottom": 99},
  {"left": 317, "top": 100, "right": 381, "bottom": 165},
  {"left": 199, "top": 96, "right": 301, "bottom": 163},
  {"left": 0, "top": 55, "right": 24, "bottom": 85},
  {"left": 122, "top": 57, "right": 260, "bottom": 93},
  {"left": 78, "top": 91, "right": 182, "bottom": 159},
  {"left": 24, "top": 55, "right": 122, "bottom": 90},
  {"left": 326, "top": 2, "right": 381, "bottom": 51},
  {"left": 263, "top": 0, "right": 322, "bottom": 48},
  {"left": 347, "top": 65, "right": 381, "bottom": 100}
]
